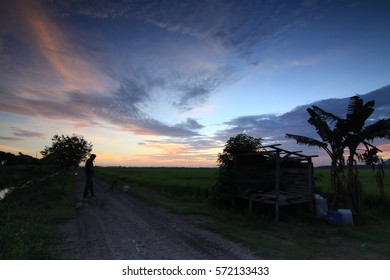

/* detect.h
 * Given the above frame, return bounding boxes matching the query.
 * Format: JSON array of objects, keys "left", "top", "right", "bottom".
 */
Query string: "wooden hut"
[{"left": 233, "top": 144, "right": 317, "bottom": 222}]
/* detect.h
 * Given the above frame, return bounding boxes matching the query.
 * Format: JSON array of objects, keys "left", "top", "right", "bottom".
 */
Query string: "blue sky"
[{"left": 0, "top": 0, "right": 389, "bottom": 166}]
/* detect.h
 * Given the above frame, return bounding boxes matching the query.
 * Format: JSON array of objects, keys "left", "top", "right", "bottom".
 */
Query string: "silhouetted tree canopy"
[
  {"left": 217, "top": 133, "right": 263, "bottom": 169},
  {"left": 215, "top": 133, "right": 263, "bottom": 202},
  {"left": 40, "top": 134, "right": 93, "bottom": 169}
]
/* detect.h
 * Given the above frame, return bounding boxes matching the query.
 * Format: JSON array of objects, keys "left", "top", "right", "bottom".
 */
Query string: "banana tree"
[
  {"left": 339, "top": 96, "right": 390, "bottom": 222},
  {"left": 288, "top": 95, "right": 390, "bottom": 222}
]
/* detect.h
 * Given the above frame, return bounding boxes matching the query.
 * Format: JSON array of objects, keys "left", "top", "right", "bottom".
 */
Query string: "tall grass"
[
  {"left": 314, "top": 167, "right": 390, "bottom": 205},
  {"left": 0, "top": 169, "right": 75, "bottom": 259},
  {"left": 0, "top": 166, "right": 36, "bottom": 189}
]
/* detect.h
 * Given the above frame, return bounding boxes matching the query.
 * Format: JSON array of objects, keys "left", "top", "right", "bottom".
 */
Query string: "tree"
[
  {"left": 287, "top": 95, "right": 390, "bottom": 223},
  {"left": 215, "top": 133, "right": 263, "bottom": 202},
  {"left": 217, "top": 133, "right": 263, "bottom": 169},
  {"left": 41, "top": 134, "right": 93, "bottom": 170},
  {"left": 338, "top": 96, "right": 390, "bottom": 221}
]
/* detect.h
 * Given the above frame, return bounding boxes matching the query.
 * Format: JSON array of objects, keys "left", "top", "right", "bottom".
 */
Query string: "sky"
[{"left": 0, "top": 0, "right": 389, "bottom": 167}]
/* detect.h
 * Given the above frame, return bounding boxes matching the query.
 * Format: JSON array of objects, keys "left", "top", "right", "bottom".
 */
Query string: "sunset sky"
[{"left": 1, "top": 0, "right": 389, "bottom": 167}]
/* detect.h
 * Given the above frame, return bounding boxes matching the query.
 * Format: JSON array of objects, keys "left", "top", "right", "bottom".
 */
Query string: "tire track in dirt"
[{"left": 58, "top": 172, "right": 258, "bottom": 260}]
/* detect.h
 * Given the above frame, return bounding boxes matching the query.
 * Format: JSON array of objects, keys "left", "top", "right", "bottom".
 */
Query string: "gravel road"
[{"left": 58, "top": 172, "right": 258, "bottom": 260}]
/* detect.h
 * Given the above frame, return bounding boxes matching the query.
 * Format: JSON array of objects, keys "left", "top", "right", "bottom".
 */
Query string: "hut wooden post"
[
  {"left": 275, "top": 151, "right": 280, "bottom": 222},
  {"left": 248, "top": 197, "right": 253, "bottom": 214},
  {"left": 308, "top": 157, "right": 314, "bottom": 214}
]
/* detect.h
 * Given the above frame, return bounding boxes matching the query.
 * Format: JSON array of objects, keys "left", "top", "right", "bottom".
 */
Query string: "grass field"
[
  {"left": 96, "top": 166, "right": 390, "bottom": 259},
  {"left": 96, "top": 167, "right": 217, "bottom": 214},
  {"left": 314, "top": 167, "right": 390, "bottom": 205}
]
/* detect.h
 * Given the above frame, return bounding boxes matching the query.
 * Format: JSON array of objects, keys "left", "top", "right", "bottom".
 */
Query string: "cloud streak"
[
  {"left": 48, "top": 0, "right": 325, "bottom": 64},
  {"left": 169, "top": 65, "right": 238, "bottom": 111},
  {"left": 11, "top": 128, "right": 46, "bottom": 138},
  {"left": 0, "top": 127, "right": 45, "bottom": 142},
  {"left": 0, "top": 136, "right": 22, "bottom": 141},
  {"left": 20, "top": 0, "right": 113, "bottom": 93},
  {"left": 0, "top": 84, "right": 201, "bottom": 138}
]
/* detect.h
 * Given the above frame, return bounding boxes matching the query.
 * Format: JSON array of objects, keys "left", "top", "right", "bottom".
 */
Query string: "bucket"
[
  {"left": 327, "top": 209, "right": 354, "bottom": 226},
  {"left": 338, "top": 209, "right": 354, "bottom": 225},
  {"left": 327, "top": 210, "right": 343, "bottom": 225},
  {"left": 315, "top": 194, "right": 328, "bottom": 219}
]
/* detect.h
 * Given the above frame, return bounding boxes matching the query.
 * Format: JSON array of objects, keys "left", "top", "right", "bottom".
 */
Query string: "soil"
[{"left": 58, "top": 173, "right": 258, "bottom": 260}]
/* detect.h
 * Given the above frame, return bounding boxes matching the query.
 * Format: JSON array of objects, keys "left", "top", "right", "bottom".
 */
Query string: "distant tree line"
[
  {"left": 1, "top": 134, "right": 93, "bottom": 170},
  {"left": 0, "top": 151, "right": 39, "bottom": 166}
]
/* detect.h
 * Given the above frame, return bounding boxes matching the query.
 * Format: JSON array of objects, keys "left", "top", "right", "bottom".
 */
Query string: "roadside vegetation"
[
  {"left": 0, "top": 167, "right": 75, "bottom": 259},
  {"left": 97, "top": 166, "right": 390, "bottom": 259},
  {"left": 0, "top": 134, "right": 90, "bottom": 259}
]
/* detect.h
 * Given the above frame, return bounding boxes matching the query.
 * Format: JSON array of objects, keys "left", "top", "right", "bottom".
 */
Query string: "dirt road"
[{"left": 58, "top": 173, "right": 258, "bottom": 260}]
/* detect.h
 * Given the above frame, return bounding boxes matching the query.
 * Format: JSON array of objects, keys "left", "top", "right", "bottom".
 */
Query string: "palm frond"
[
  {"left": 307, "top": 108, "right": 333, "bottom": 140},
  {"left": 346, "top": 96, "right": 375, "bottom": 133},
  {"left": 361, "top": 118, "right": 390, "bottom": 141},
  {"left": 311, "top": 105, "right": 342, "bottom": 123},
  {"left": 286, "top": 133, "right": 327, "bottom": 148}
]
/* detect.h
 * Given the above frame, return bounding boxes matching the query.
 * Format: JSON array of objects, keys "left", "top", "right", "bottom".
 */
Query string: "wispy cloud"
[
  {"left": 143, "top": 0, "right": 324, "bottom": 64},
  {"left": 0, "top": 76, "right": 202, "bottom": 138},
  {"left": 0, "top": 127, "right": 45, "bottom": 142},
  {"left": 46, "top": 0, "right": 325, "bottom": 64},
  {"left": 175, "top": 118, "right": 204, "bottom": 131},
  {"left": 11, "top": 128, "right": 46, "bottom": 138},
  {"left": 288, "top": 58, "right": 319, "bottom": 67},
  {"left": 138, "top": 136, "right": 222, "bottom": 166},
  {"left": 169, "top": 65, "right": 238, "bottom": 111},
  {"left": 21, "top": 0, "right": 113, "bottom": 93},
  {"left": 0, "top": 136, "right": 22, "bottom": 141}
]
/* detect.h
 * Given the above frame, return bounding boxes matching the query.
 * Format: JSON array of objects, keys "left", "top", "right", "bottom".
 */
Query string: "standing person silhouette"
[{"left": 83, "top": 154, "right": 96, "bottom": 199}]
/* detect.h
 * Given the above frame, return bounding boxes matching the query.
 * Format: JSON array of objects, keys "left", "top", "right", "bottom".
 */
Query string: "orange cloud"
[
  {"left": 131, "top": 141, "right": 219, "bottom": 167},
  {"left": 127, "top": 153, "right": 217, "bottom": 167},
  {"left": 377, "top": 143, "right": 390, "bottom": 159},
  {"left": 23, "top": 0, "right": 112, "bottom": 93}
]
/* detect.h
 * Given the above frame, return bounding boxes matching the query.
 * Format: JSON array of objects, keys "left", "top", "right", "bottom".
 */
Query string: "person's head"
[{"left": 90, "top": 154, "right": 96, "bottom": 160}]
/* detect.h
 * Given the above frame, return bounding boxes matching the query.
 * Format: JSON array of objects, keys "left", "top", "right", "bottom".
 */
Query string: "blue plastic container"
[{"left": 327, "top": 210, "right": 343, "bottom": 225}]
